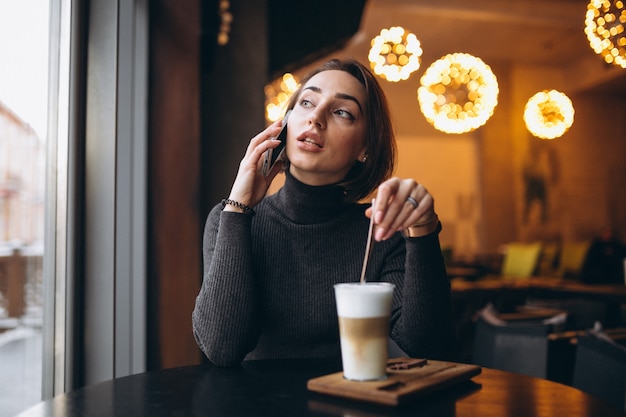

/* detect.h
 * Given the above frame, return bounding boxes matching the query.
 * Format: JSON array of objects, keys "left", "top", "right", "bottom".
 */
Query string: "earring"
[{"left": 361, "top": 155, "right": 368, "bottom": 163}]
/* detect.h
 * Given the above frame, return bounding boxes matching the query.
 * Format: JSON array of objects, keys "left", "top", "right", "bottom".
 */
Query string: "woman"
[{"left": 193, "top": 58, "right": 455, "bottom": 366}]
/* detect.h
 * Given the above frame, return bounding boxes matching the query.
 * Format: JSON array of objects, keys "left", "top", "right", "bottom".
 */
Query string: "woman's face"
[{"left": 285, "top": 70, "right": 367, "bottom": 186}]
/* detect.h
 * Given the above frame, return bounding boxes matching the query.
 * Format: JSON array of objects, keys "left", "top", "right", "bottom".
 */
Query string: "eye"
[
  {"left": 335, "top": 109, "right": 355, "bottom": 121},
  {"left": 298, "top": 98, "right": 313, "bottom": 108}
]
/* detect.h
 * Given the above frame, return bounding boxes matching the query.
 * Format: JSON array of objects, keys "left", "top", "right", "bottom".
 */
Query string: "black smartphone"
[{"left": 262, "top": 110, "right": 291, "bottom": 176}]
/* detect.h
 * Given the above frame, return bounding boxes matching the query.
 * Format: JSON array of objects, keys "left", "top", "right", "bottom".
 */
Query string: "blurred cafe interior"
[{"left": 2, "top": 0, "right": 626, "bottom": 411}]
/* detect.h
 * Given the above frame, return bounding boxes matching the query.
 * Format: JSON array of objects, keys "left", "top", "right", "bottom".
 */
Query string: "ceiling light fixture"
[
  {"left": 584, "top": 0, "right": 626, "bottom": 68},
  {"left": 368, "top": 26, "right": 423, "bottom": 82},
  {"left": 523, "top": 90, "right": 575, "bottom": 140},
  {"left": 417, "top": 53, "right": 499, "bottom": 134}
]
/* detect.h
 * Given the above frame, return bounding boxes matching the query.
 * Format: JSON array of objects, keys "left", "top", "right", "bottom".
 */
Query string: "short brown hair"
[{"left": 286, "top": 58, "right": 396, "bottom": 203}]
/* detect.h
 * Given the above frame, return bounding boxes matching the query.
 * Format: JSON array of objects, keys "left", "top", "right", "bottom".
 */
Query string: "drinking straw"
[{"left": 360, "top": 198, "right": 376, "bottom": 284}]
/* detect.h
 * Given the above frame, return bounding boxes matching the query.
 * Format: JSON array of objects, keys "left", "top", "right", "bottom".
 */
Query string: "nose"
[{"left": 307, "top": 107, "right": 326, "bottom": 129}]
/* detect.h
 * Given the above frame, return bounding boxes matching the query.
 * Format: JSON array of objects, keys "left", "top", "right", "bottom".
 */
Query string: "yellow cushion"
[
  {"left": 501, "top": 242, "right": 543, "bottom": 278},
  {"left": 558, "top": 241, "right": 591, "bottom": 278}
]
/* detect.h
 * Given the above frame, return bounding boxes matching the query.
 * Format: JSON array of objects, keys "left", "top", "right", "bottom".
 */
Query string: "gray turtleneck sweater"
[{"left": 192, "top": 172, "right": 455, "bottom": 367}]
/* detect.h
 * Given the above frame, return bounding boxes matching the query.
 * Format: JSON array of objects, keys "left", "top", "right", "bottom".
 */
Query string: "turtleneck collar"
[{"left": 271, "top": 170, "right": 352, "bottom": 224}]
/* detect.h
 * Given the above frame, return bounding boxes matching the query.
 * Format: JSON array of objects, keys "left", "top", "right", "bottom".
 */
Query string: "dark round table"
[{"left": 16, "top": 358, "right": 626, "bottom": 417}]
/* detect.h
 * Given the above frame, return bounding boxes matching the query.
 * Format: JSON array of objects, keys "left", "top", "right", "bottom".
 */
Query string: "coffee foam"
[{"left": 334, "top": 283, "right": 394, "bottom": 318}]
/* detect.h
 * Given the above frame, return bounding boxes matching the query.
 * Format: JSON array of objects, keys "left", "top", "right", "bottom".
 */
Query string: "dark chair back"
[
  {"left": 572, "top": 332, "right": 626, "bottom": 412},
  {"left": 471, "top": 317, "right": 551, "bottom": 378}
]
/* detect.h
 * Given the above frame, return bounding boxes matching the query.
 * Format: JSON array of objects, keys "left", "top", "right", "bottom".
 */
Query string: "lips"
[
  {"left": 297, "top": 131, "right": 323, "bottom": 148},
  {"left": 302, "top": 138, "right": 322, "bottom": 148}
]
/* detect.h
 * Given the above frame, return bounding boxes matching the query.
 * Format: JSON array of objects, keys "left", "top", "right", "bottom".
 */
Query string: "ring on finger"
[{"left": 406, "top": 196, "right": 418, "bottom": 209}]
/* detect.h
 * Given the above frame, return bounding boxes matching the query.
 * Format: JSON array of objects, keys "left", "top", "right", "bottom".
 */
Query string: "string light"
[
  {"left": 417, "top": 53, "right": 499, "bottom": 134},
  {"left": 217, "top": 0, "right": 233, "bottom": 45},
  {"left": 368, "top": 26, "right": 423, "bottom": 82},
  {"left": 523, "top": 90, "right": 575, "bottom": 140}
]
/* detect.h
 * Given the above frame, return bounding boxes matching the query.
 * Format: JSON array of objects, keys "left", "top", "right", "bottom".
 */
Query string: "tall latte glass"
[{"left": 334, "top": 282, "right": 395, "bottom": 381}]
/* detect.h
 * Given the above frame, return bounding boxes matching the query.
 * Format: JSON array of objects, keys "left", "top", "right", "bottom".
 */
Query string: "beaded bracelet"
[{"left": 221, "top": 198, "right": 255, "bottom": 216}]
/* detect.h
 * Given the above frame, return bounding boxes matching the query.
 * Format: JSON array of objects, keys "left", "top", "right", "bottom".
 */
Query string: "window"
[{"left": 0, "top": 1, "right": 50, "bottom": 415}]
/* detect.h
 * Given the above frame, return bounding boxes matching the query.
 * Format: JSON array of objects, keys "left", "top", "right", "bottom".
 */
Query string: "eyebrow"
[{"left": 303, "top": 85, "right": 364, "bottom": 114}]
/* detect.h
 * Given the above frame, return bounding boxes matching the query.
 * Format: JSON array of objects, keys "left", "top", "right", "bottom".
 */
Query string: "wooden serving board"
[{"left": 307, "top": 357, "right": 481, "bottom": 406}]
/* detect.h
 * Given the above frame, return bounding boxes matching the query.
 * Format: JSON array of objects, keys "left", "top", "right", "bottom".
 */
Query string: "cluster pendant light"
[
  {"left": 368, "top": 26, "right": 423, "bottom": 82},
  {"left": 523, "top": 90, "right": 575, "bottom": 140},
  {"left": 417, "top": 53, "right": 499, "bottom": 134},
  {"left": 585, "top": 0, "right": 626, "bottom": 68}
]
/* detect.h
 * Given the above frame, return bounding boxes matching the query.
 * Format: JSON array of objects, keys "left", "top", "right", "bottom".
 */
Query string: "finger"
[
  {"left": 373, "top": 178, "right": 407, "bottom": 240},
  {"left": 264, "top": 158, "right": 285, "bottom": 180},
  {"left": 372, "top": 178, "right": 400, "bottom": 223},
  {"left": 240, "top": 126, "right": 285, "bottom": 172},
  {"left": 246, "top": 121, "right": 283, "bottom": 154},
  {"left": 375, "top": 179, "right": 433, "bottom": 240},
  {"left": 384, "top": 197, "right": 418, "bottom": 238},
  {"left": 403, "top": 193, "right": 435, "bottom": 228},
  {"left": 385, "top": 179, "right": 416, "bottom": 219},
  {"left": 410, "top": 184, "right": 434, "bottom": 218}
]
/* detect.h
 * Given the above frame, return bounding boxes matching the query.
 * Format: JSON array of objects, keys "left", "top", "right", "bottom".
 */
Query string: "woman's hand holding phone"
[
  {"left": 261, "top": 110, "right": 291, "bottom": 176},
  {"left": 224, "top": 112, "right": 291, "bottom": 213}
]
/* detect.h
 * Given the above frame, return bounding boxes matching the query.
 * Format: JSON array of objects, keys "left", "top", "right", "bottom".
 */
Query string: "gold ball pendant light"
[
  {"left": 368, "top": 26, "right": 423, "bottom": 82},
  {"left": 523, "top": 90, "right": 575, "bottom": 140},
  {"left": 417, "top": 53, "right": 499, "bottom": 134},
  {"left": 585, "top": 0, "right": 626, "bottom": 68}
]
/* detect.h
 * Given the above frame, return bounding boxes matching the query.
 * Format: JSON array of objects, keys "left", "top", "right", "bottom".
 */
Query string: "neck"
[
  {"left": 274, "top": 170, "right": 349, "bottom": 224},
  {"left": 288, "top": 165, "right": 350, "bottom": 187}
]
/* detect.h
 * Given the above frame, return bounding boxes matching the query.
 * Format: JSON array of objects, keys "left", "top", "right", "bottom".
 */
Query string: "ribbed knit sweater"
[{"left": 192, "top": 172, "right": 455, "bottom": 367}]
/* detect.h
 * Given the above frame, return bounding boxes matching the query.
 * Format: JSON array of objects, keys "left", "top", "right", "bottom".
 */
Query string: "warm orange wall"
[
  {"left": 394, "top": 135, "right": 480, "bottom": 258},
  {"left": 554, "top": 92, "right": 626, "bottom": 239}
]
